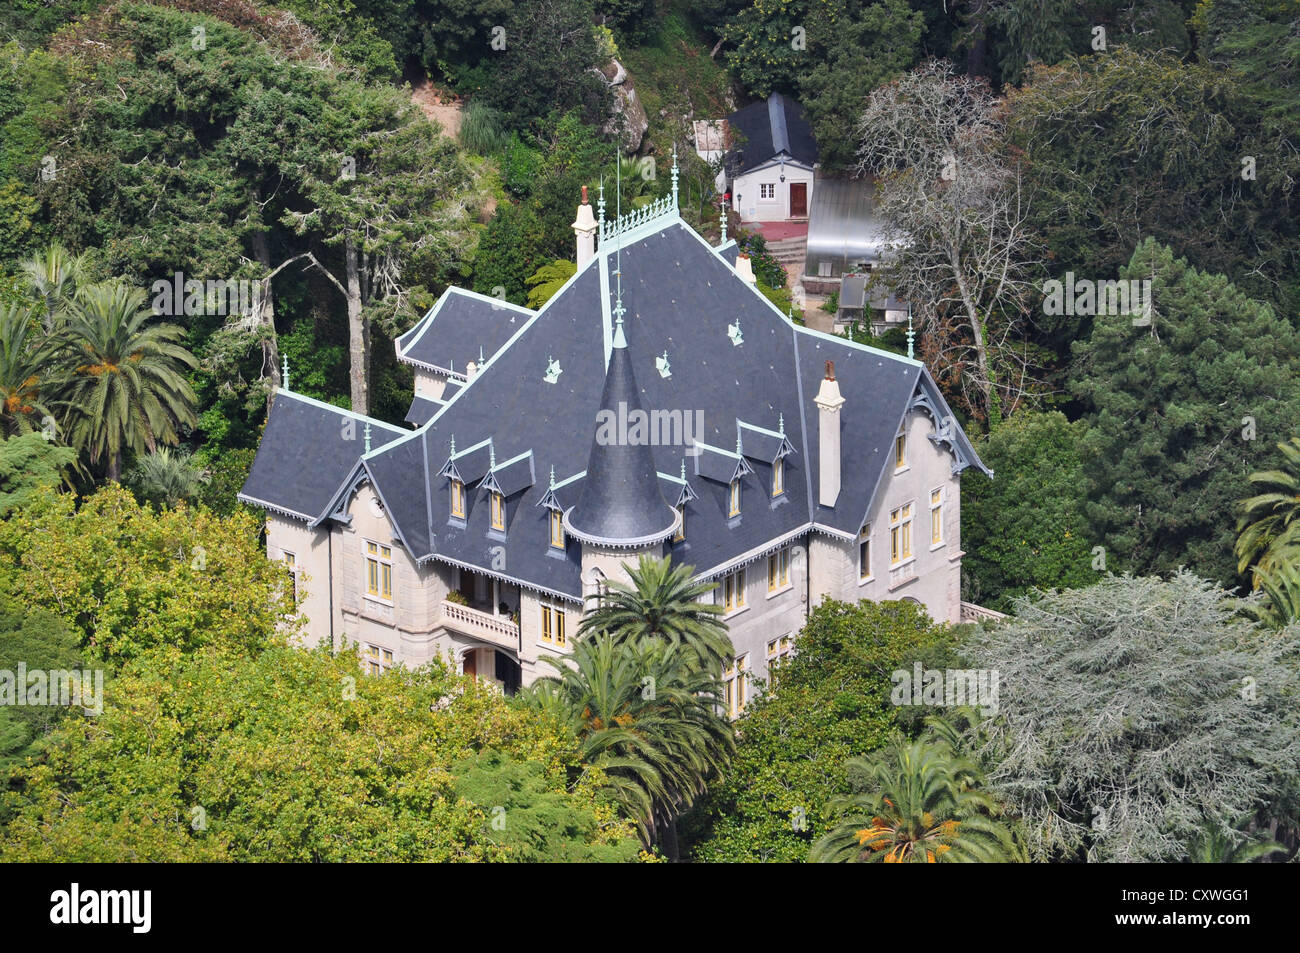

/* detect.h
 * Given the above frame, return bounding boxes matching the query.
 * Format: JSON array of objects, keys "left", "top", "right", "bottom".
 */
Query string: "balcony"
[
  {"left": 441, "top": 599, "right": 520, "bottom": 652},
  {"left": 960, "top": 601, "right": 1008, "bottom": 624}
]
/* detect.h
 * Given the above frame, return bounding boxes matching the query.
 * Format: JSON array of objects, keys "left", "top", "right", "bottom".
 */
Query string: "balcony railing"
[
  {"left": 960, "top": 601, "right": 1008, "bottom": 624},
  {"left": 441, "top": 600, "right": 520, "bottom": 651}
]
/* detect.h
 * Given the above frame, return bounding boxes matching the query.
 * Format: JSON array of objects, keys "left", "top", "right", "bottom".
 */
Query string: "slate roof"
[
  {"left": 727, "top": 93, "right": 818, "bottom": 176},
  {"left": 237, "top": 391, "right": 408, "bottom": 523},
  {"left": 565, "top": 319, "right": 678, "bottom": 545},
  {"left": 395, "top": 287, "right": 534, "bottom": 377},
  {"left": 242, "top": 203, "right": 987, "bottom": 602}
]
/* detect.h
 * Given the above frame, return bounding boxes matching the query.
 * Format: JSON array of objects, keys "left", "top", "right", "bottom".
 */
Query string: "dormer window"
[
  {"left": 729, "top": 478, "right": 741, "bottom": 517},
  {"left": 450, "top": 479, "right": 465, "bottom": 519},
  {"left": 673, "top": 504, "right": 686, "bottom": 542},
  {"left": 490, "top": 491, "right": 505, "bottom": 531},
  {"left": 549, "top": 509, "right": 564, "bottom": 549},
  {"left": 772, "top": 457, "right": 784, "bottom": 496}
]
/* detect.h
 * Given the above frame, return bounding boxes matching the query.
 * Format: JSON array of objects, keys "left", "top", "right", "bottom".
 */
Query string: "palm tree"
[
  {"left": 578, "top": 555, "right": 732, "bottom": 673},
  {"left": 1237, "top": 437, "right": 1300, "bottom": 581},
  {"left": 0, "top": 304, "right": 59, "bottom": 438},
  {"left": 126, "top": 447, "right": 209, "bottom": 509},
  {"left": 1183, "top": 815, "right": 1284, "bottom": 863},
  {"left": 20, "top": 242, "right": 86, "bottom": 334},
  {"left": 810, "top": 730, "right": 1014, "bottom": 863},
  {"left": 55, "top": 281, "right": 198, "bottom": 481},
  {"left": 525, "top": 632, "right": 734, "bottom": 853}
]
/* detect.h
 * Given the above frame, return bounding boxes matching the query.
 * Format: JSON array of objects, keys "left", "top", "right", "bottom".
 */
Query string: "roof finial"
[
  {"left": 720, "top": 202, "right": 728, "bottom": 245},
  {"left": 363, "top": 421, "right": 371, "bottom": 454},
  {"left": 549, "top": 465, "right": 556, "bottom": 491},
  {"left": 680, "top": 457, "right": 686, "bottom": 480},
  {"left": 478, "top": 344, "right": 485, "bottom": 365},
  {"left": 281, "top": 353, "right": 290, "bottom": 392},
  {"left": 613, "top": 149, "right": 626, "bottom": 344},
  {"left": 489, "top": 442, "right": 496, "bottom": 469},
  {"left": 450, "top": 433, "right": 456, "bottom": 456},
  {"left": 779, "top": 412, "right": 785, "bottom": 436},
  {"left": 670, "top": 142, "right": 679, "bottom": 210},
  {"left": 906, "top": 303, "right": 915, "bottom": 360},
  {"left": 597, "top": 175, "right": 606, "bottom": 241},
  {"left": 736, "top": 431, "right": 742, "bottom": 455}
]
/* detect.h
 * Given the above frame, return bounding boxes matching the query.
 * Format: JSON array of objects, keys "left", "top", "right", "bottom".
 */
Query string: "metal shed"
[{"left": 804, "top": 177, "right": 890, "bottom": 284}]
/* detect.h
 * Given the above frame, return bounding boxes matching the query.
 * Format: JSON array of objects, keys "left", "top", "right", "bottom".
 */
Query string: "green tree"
[
  {"left": 799, "top": 0, "right": 926, "bottom": 171},
  {"left": 0, "top": 484, "right": 294, "bottom": 666},
  {"left": 19, "top": 242, "right": 85, "bottom": 333},
  {"left": 577, "top": 555, "right": 732, "bottom": 673},
  {"left": 962, "top": 411, "right": 1094, "bottom": 610},
  {"left": 57, "top": 281, "right": 197, "bottom": 481},
  {"left": 526, "top": 632, "right": 733, "bottom": 854},
  {"left": 0, "top": 642, "right": 636, "bottom": 861},
  {"left": 1070, "top": 239, "right": 1300, "bottom": 586},
  {"left": 1236, "top": 436, "right": 1300, "bottom": 584},
  {"left": 525, "top": 259, "right": 577, "bottom": 309},
  {"left": 810, "top": 726, "right": 1014, "bottom": 862},
  {"left": 0, "top": 304, "right": 57, "bottom": 438},
  {"left": 686, "top": 598, "right": 957, "bottom": 862},
  {"left": 125, "top": 447, "right": 210, "bottom": 510},
  {"left": 964, "top": 572, "right": 1300, "bottom": 862},
  {"left": 0, "top": 433, "right": 75, "bottom": 516}
]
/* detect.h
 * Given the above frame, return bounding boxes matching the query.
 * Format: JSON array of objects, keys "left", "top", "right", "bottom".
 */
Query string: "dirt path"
[{"left": 411, "top": 80, "right": 463, "bottom": 140}]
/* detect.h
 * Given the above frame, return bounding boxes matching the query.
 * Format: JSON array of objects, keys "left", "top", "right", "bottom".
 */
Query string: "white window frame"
[{"left": 759, "top": 182, "right": 776, "bottom": 201}]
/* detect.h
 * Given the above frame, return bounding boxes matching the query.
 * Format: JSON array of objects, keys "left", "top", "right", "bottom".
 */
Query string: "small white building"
[{"left": 724, "top": 93, "right": 818, "bottom": 224}]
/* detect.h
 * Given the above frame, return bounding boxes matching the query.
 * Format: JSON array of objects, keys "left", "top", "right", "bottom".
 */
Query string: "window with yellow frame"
[
  {"left": 895, "top": 429, "right": 906, "bottom": 469},
  {"left": 723, "top": 568, "right": 746, "bottom": 612},
  {"left": 771, "top": 456, "right": 784, "bottom": 496},
  {"left": 767, "top": 547, "right": 790, "bottom": 592},
  {"left": 723, "top": 654, "right": 749, "bottom": 717},
  {"left": 930, "top": 488, "right": 943, "bottom": 545},
  {"left": 365, "top": 540, "right": 393, "bottom": 600},
  {"left": 549, "top": 509, "right": 564, "bottom": 549},
  {"left": 728, "top": 478, "right": 741, "bottom": 517},
  {"left": 673, "top": 504, "right": 685, "bottom": 542},
  {"left": 540, "top": 602, "right": 567, "bottom": 647},
  {"left": 450, "top": 478, "right": 465, "bottom": 519},
  {"left": 890, "top": 503, "right": 913, "bottom": 564},
  {"left": 489, "top": 491, "right": 505, "bottom": 531}
]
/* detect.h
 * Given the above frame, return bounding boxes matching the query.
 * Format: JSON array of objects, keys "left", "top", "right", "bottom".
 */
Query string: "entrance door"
[
  {"left": 790, "top": 182, "right": 808, "bottom": 218},
  {"left": 462, "top": 650, "right": 477, "bottom": 677}
]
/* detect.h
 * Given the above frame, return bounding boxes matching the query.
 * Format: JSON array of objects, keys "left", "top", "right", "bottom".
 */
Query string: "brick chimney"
[
  {"left": 814, "top": 359, "right": 845, "bottom": 507},
  {"left": 572, "top": 186, "right": 598, "bottom": 267}
]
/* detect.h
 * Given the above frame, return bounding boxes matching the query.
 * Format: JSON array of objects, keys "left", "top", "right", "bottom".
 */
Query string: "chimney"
[
  {"left": 465, "top": 359, "right": 478, "bottom": 381},
  {"left": 814, "top": 360, "right": 845, "bottom": 507},
  {"left": 735, "top": 252, "right": 756, "bottom": 284},
  {"left": 572, "top": 185, "right": 598, "bottom": 267}
]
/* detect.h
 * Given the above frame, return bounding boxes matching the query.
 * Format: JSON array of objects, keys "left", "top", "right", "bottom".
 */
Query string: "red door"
[{"left": 790, "top": 182, "right": 808, "bottom": 218}]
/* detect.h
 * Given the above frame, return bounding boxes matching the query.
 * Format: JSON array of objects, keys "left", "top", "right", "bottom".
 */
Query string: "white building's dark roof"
[
  {"left": 240, "top": 205, "right": 986, "bottom": 602},
  {"left": 726, "top": 93, "right": 818, "bottom": 177}
]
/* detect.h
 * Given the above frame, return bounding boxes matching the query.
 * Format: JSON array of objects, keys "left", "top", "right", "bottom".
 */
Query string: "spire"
[
  {"left": 670, "top": 142, "right": 679, "bottom": 209},
  {"left": 281, "top": 354, "right": 290, "bottom": 392},
  {"left": 363, "top": 421, "right": 371, "bottom": 454},
  {"left": 720, "top": 202, "right": 728, "bottom": 244},
  {"left": 565, "top": 323, "right": 677, "bottom": 546}
]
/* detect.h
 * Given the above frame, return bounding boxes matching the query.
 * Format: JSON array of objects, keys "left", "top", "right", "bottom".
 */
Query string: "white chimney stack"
[
  {"left": 735, "top": 252, "right": 756, "bottom": 284},
  {"left": 465, "top": 359, "right": 478, "bottom": 381},
  {"left": 572, "top": 185, "right": 598, "bottom": 267},
  {"left": 814, "top": 360, "right": 845, "bottom": 507}
]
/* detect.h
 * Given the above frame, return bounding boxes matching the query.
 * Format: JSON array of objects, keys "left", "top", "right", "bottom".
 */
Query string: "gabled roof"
[
  {"left": 395, "top": 287, "right": 534, "bottom": 377},
  {"left": 237, "top": 390, "right": 407, "bottom": 523},
  {"left": 727, "top": 93, "right": 818, "bottom": 176}
]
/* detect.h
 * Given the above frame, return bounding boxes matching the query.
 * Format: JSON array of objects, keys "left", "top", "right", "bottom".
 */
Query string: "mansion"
[{"left": 239, "top": 167, "right": 989, "bottom": 711}]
